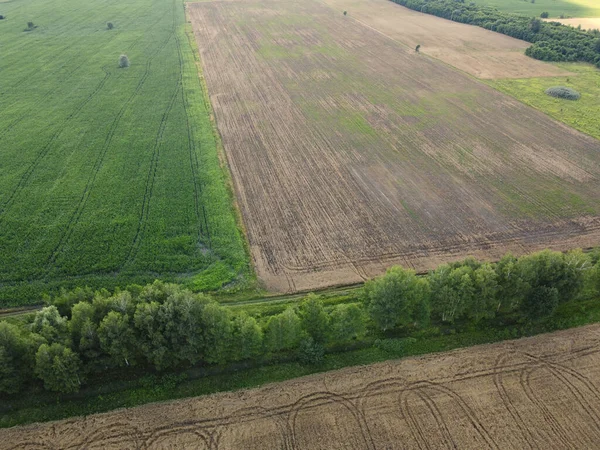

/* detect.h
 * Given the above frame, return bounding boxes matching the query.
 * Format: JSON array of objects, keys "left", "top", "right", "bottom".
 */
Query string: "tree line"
[
  {"left": 1, "top": 249, "right": 599, "bottom": 395},
  {"left": 390, "top": 0, "right": 600, "bottom": 67}
]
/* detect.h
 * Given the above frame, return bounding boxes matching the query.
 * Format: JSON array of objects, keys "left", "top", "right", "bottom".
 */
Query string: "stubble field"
[
  {"left": 321, "top": 0, "right": 570, "bottom": 79},
  {"left": 3, "top": 324, "right": 600, "bottom": 449},
  {"left": 190, "top": 0, "right": 600, "bottom": 292}
]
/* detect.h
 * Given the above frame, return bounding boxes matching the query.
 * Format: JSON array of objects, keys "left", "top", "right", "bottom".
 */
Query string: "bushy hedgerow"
[{"left": 1, "top": 248, "right": 598, "bottom": 395}]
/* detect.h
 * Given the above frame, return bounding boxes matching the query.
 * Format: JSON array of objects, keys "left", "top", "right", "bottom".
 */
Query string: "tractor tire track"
[
  {"left": 47, "top": 28, "right": 175, "bottom": 266},
  {"left": 0, "top": 67, "right": 112, "bottom": 220}
]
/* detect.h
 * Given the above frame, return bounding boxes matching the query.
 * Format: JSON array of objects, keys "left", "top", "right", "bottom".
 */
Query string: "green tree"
[
  {"left": 200, "top": 302, "right": 233, "bottom": 364},
  {"left": 469, "top": 263, "right": 498, "bottom": 322},
  {"left": 35, "top": 343, "right": 82, "bottom": 393},
  {"left": 298, "top": 294, "right": 329, "bottom": 344},
  {"left": 161, "top": 290, "right": 209, "bottom": 366},
  {"left": 31, "top": 306, "right": 69, "bottom": 345},
  {"left": 429, "top": 264, "right": 474, "bottom": 323},
  {"left": 522, "top": 286, "right": 559, "bottom": 320},
  {"left": 588, "top": 260, "right": 600, "bottom": 298},
  {"left": 297, "top": 337, "right": 324, "bottom": 365},
  {"left": 264, "top": 308, "right": 302, "bottom": 352},
  {"left": 495, "top": 254, "right": 525, "bottom": 312},
  {"left": 52, "top": 286, "right": 94, "bottom": 317},
  {"left": 365, "top": 266, "right": 429, "bottom": 330},
  {"left": 529, "top": 18, "right": 541, "bottom": 33},
  {"left": 595, "top": 38, "right": 600, "bottom": 53},
  {"left": 0, "top": 322, "right": 39, "bottom": 394},
  {"left": 98, "top": 311, "right": 137, "bottom": 367},
  {"left": 70, "top": 301, "right": 100, "bottom": 360},
  {"left": 134, "top": 301, "right": 170, "bottom": 369},
  {"left": 517, "top": 250, "right": 586, "bottom": 303},
  {"left": 231, "top": 313, "right": 263, "bottom": 361},
  {"left": 329, "top": 303, "right": 366, "bottom": 343}
]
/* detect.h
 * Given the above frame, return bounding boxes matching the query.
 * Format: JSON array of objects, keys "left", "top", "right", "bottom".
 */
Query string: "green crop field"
[
  {"left": 469, "top": 0, "right": 600, "bottom": 18},
  {"left": 0, "top": 0, "right": 250, "bottom": 306},
  {"left": 488, "top": 63, "right": 600, "bottom": 141}
]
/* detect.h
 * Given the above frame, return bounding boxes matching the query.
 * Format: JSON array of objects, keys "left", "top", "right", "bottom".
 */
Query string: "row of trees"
[
  {"left": 365, "top": 249, "right": 598, "bottom": 331},
  {"left": 0, "top": 283, "right": 366, "bottom": 394},
  {"left": 1, "top": 249, "right": 599, "bottom": 395},
  {"left": 390, "top": 0, "right": 600, "bottom": 67}
]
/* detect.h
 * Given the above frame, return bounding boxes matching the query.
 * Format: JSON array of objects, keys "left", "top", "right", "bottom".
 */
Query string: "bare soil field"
[
  {"left": 546, "top": 17, "right": 600, "bottom": 30},
  {"left": 3, "top": 324, "right": 600, "bottom": 449},
  {"left": 321, "top": 0, "right": 570, "bottom": 79},
  {"left": 188, "top": 0, "right": 600, "bottom": 292}
]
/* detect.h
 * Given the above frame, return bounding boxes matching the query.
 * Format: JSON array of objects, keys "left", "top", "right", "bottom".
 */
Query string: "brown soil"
[
  {"left": 3, "top": 324, "right": 600, "bottom": 449},
  {"left": 188, "top": 0, "right": 600, "bottom": 291},
  {"left": 321, "top": 0, "right": 571, "bottom": 79},
  {"left": 546, "top": 17, "right": 600, "bottom": 31},
  {"left": 188, "top": 0, "right": 600, "bottom": 293}
]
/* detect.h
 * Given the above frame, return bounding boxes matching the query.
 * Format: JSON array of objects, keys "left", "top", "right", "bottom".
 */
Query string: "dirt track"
[
  {"left": 3, "top": 324, "right": 600, "bottom": 449},
  {"left": 189, "top": 0, "right": 600, "bottom": 293}
]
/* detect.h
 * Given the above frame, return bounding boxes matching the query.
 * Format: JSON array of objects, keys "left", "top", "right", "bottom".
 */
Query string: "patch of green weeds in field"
[{"left": 488, "top": 64, "right": 600, "bottom": 141}]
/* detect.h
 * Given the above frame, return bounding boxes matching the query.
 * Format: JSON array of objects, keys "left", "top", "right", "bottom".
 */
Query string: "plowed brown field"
[
  {"left": 189, "top": 0, "right": 600, "bottom": 292},
  {"left": 3, "top": 324, "right": 600, "bottom": 449},
  {"left": 322, "top": 0, "right": 570, "bottom": 79}
]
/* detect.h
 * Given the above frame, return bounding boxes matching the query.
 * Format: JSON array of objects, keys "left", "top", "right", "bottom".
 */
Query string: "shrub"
[
  {"left": 297, "top": 337, "right": 324, "bottom": 365},
  {"left": 118, "top": 54, "right": 130, "bottom": 68},
  {"left": 107, "top": 22, "right": 114, "bottom": 30},
  {"left": 343, "top": 10, "right": 347, "bottom": 15},
  {"left": 540, "top": 12, "right": 549, "bottom": 18},
  {"left": 0, "top": 15, "right": 5, "bottom": 20},
  {"left": 24, "top": 21, "right": 36, "bottom": 31},
  {"left": 545, "top": 86, "right": 581, "bottom": 100}
]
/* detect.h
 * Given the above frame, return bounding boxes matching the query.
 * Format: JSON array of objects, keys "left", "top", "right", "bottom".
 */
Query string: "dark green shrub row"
[
  {"left": 1, "top": 248, "right": 599, "bottom": 395},
  {"left": 389, "top": 0, "right": 600, "bottom": 67}
]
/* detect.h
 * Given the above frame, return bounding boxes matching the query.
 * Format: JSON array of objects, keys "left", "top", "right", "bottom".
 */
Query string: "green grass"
[
  {"left": 2, "top": 295, "right": 599, "bottom": 428},
  {"left": 0, "top": 0, "right": 251, "bottom": 306},
  {"left": 469, "top": 0, "right": 600, "bottom": 18},
  {"left": 487, "top": 63, "right": 600, "bottom": 141}
]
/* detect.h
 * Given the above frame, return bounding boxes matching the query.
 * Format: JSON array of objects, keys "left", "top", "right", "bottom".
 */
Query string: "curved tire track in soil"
[{"left": 3, "top": 325, "right": 600, "bottom": 449}]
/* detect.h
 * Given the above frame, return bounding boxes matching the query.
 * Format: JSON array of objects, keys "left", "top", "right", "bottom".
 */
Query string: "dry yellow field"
[
  {"left": 546, "top": 17, "right": 600, "bottom": 30},
  {"left": 2, "top": 324, "right": 600, "bottom": 449},
  {"left": 321, "top": 0, "right": 571, "bottom": 79}
]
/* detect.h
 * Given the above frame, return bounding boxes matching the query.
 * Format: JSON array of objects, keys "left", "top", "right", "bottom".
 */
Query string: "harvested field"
[
  {"left": 321, "top": 0, "right": 570, "bottom": 79},
  {"left": 3, "top": 324, "right": 600, "bottom": 449},
  {"left": 547, "top": 17, "right": 600, "bottom": 30},
  {"left": 189, "top": 0, "right": 600, "bottom": 292}
]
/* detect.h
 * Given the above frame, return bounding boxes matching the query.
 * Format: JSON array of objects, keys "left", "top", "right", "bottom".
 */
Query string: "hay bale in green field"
[{"left": 545, "top": 86, "right": 581, "bottom": 100}]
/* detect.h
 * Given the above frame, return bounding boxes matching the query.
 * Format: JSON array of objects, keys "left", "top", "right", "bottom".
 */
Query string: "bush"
[
  {"left": 297, "top": 337, "right": 324, "bottom": 365},
  {"left": 107, "top": 22, "right": 114, "bottom": 30},
  {"left": 118, "top": 54, "right": 130, "bottom": 68},
  {"left": 0, "top": 15, "right": 5, "bottom": 20},
  {"left": 540, "top": 12, "right": 549, "bottom": 19},
  {"left": 24, "top": 21, "right": 36, "bottom": 31},
  {"left": 545, "top": 86, "right": 581, "bottom": 100}
]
